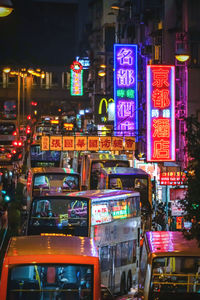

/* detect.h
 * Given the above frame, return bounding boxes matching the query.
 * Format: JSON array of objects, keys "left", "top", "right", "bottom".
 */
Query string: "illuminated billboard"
[
  {"left": 114, "top": 44, "right": 138, "bottom": 136},
  {"left": 70, "top": 60, "right": 83, "bottom": 96},
  {"left": 146, "top": 65, "right": 175, "bottom": 162}
]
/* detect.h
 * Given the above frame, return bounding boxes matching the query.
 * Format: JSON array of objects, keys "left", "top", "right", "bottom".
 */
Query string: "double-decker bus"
[
  {"left": 0, "top": 235, "right": 104, "bottom": 300},
  {"left": 96, "top": 167, "right": 152, "bottom": 231},
  {"left": 26, "top": 189, "right": 141, "bottom": 295},
  {"left": 80, "top": 153, "right": 130, "bottom": 190}
]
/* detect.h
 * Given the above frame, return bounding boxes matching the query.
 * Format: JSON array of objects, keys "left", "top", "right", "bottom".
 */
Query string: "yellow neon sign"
[{"left": 98, "top": 98, "right": 114, "bottom": 114}]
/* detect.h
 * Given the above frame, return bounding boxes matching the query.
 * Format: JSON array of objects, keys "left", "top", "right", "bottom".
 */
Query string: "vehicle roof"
[
  {"left": 6, "top": 235, "right": 98, "bottom": 258},
  {"left": 86, "top": 153, "right": 128, "bottom": 161},
  {"left": 66, "top": 189, "right": 140, "bottom": 200},
  {"left": 101, "top": 167, "right": 149, "bottom": 176},
  {"left": 146, "top": 231, "right": 200, "bottom": 255},
  {"left": 30, "top": 167, "right": 79, "bottom": 175}
]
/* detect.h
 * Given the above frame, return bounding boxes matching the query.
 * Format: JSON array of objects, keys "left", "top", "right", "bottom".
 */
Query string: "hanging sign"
[
  {"left": 112, "top": 137, "right": 123, "bottom": 151},
  {"left": 63, "top": 136, "right": 74, "bottom": 151},
  {"left": 100, "top": 137, "right": 111, "bottom": 151},
  {"left": 125, "top": 137, "right": 135, "bottom": 151},
  {"left": 41, "top": 136, "right": 49, "bottom": 151},
  {"left": 146, "top": 65, "right": 175, "bottom": 162},
  {"left": 50, "top": 136, "right": 62, "bottom": 151},
  {"left": 70, "top": 60, "right": 83, "bottom": 96},
  {"left": 75, "top": 136, "right": 87, "bottom": 151},
  {"left": 88, "top": 136, "right": 99, "bottom": 151},
  {"left": 41, "top": 136, "right": 135, "bottom": 151},
  {"left": 114, "top": 44, "right": 138, "bottom": 136}
]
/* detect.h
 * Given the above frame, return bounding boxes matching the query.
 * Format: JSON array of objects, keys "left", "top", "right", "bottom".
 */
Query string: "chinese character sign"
[
  {"left": 114, "top": 44, "right": 138, "bottom": 136},
  {"left": 146, "top": 65, "right": 175, "bottom": 162},
  {"left": 70, "top": 61, "right": 83, "bottom": 96}
]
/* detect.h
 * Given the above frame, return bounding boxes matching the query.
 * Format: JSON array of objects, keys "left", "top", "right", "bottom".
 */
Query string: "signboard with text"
[
  {"left": 160, "top": 171, "right": 186, "bottom": 185},
  {"left": 114, "top": 44, "right": 138, "bottom": 136},
  {"left": 147, "top": 65, "right": 175, "bottom": 162},
  {"left": 70, "top": 61, "right": 83, "bottom": 96},
  {"left": 41, "top": 136, "right": 135, "bottom": 151}
]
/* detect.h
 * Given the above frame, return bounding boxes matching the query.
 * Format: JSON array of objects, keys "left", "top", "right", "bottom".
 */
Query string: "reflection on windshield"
[
  {"left": 30, "top": 145, "right": 61, "bottom": 162},
  {"left": 33, "top": 174, "right": 79, "bottom": 194},
  {"left": 108, "top": 176, "right": 147, "bottom": 191},
  {"left": 30, "top": 198, "right": 88, "bottom": 229},
  {"left": 7, "top": 264, "right": 93, "bottom": 300},
  {"left": 90, "top": 160, "right": 129, "bottom": 190},
  {"left": 151, "top": 256, "right": 200, "bottom": 294}
]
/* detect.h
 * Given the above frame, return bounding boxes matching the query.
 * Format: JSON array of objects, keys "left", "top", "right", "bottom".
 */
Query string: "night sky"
[{"left": 0, "top": 0, "right": 80, "bottom": 69}]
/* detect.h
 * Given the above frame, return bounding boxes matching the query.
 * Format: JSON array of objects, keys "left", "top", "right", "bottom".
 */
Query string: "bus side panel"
[
  {"left": 0, "top": 258, "right": 9, "bottom": 300},
  {"left": 94, "top": 259, "right": 101, "bottom": 300}
]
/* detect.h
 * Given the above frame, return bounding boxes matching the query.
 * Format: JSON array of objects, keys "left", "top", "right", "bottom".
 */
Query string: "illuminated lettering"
[
  {"left": 117, "top": 101, "right": 134, "bottom": 118},
  {"left": 163, "top": 109, "right": 170, "bottom": 118},
  {"left": 117, "top": 69, "right": 135, "bottom": 86},
  {"left": 114, "top": 44, "right": 138, "bottom": 137},
  {"left": 117, "top": 48, "right": 133, "bottom": 65},
  {"left": 153, "top": 119, "right": 170, "bottom": 138},
  {"left": 126, "top": 89, "right": 135, "bottom": 98},
  {"left": 152, "top": 109, "right": 159, "bottom": 118},
  {"left": 153, "top": 139, "right": 170, "bottom": 159},
  {"left": 117, "top": 89, "right": 126, "bottom": 97},
  {"left": 152, "top": 89, "right": 170, "bottom": 108},
  {"left": 146, "top": 65, "right": 175, "bottom": 162},
  {"left": 152, "top": 68, "right": 169, "bottom": 87}
]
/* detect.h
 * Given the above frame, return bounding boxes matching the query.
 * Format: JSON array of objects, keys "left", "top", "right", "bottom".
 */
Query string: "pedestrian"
[{"left": 0, "top": 203, "right": 8, "bottom": 229}]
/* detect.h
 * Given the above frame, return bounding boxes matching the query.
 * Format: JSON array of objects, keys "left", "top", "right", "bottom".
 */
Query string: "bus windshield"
[
  {"left": 151, "top": 256, "right": 200, "bottom": 295},
  {"left": 30, "top": 145, "right": 61, "bottom": 167},
  {"left": 33, "top": 173, "right": 79, "bottom": 194},
  {"left": 7, "top": 264, "right": 93, "bottom": 300},
  {"left": 29, "top": 197, "right": 88, "bottom": 236},
  {"left": 90, "top": 160, "right": 129, "bottom": 189}
]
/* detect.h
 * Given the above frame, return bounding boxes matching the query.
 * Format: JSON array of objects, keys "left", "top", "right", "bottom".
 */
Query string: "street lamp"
[
  {"left": 175, "top": 48, "right": 190, "bottom": 63},
  {"left": 0, "top": 0, "right": 13, "bottom": 17}
]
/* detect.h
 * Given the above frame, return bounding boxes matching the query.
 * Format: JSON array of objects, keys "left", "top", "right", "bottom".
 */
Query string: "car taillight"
[
  {"left": 12, "top": 149, "right": 17, "bottom": 154},
  {"left": 12, "top": 131, "right": 17, "bottom": 136},
  {"left": 12, "top": 140, "right": 23, "bottom": 147},
  {"left": 7, "top": 153, "right": 12, "bottom": 159}
]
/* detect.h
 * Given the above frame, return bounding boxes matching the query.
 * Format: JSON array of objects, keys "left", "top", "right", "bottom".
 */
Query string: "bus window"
[
  {"left": 28, "top": 198, "right": 88, "bottom": 236},
  {"left": 7, "top": 264, "right": 94, "bottom": 299}
]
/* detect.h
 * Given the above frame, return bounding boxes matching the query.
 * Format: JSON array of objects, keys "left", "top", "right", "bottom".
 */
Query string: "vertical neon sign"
[
  {"left": 147, "top": 65, "right": 175, "bottom": 162},
  {"left": 70, "top": 60, "right": 83, "bottom": 96},
  {"left": 114, "top": 44, "right": 138, "bottom": 136}
]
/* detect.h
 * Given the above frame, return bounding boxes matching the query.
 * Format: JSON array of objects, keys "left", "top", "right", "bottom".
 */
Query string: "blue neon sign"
[{"left": 114, "top": 44, "right": 138, "bottom": 136}]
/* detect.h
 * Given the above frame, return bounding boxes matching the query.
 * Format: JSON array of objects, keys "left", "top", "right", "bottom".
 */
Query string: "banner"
[
  {"left": 146, "top": 65, "right": 175, "bottom": 162},
  {"left": 42, "top": 136, "right": 135, "bottom": 151}
]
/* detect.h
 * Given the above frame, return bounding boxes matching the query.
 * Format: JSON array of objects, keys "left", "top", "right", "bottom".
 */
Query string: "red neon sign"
[
  {"left": 70, "top": 61, "right": 83, "bottom": 73},
  {"left": 160, "top": 171, "right": 186, "bottom": 185},
  {"left": 147, "top": 65, "right": 175, "bottom": 162}
]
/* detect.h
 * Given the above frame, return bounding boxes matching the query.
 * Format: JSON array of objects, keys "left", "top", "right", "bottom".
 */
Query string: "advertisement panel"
[{"left": 146, "top": 65, "right": 175, "bottom": 162}]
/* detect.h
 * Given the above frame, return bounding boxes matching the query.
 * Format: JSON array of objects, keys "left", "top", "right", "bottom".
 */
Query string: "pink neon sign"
[
  {"left": 147, "top": 65, "right": 175, "bottom": 162},
  {"left": 114, "top": 44, "right": 138, "bottom": 136}
]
